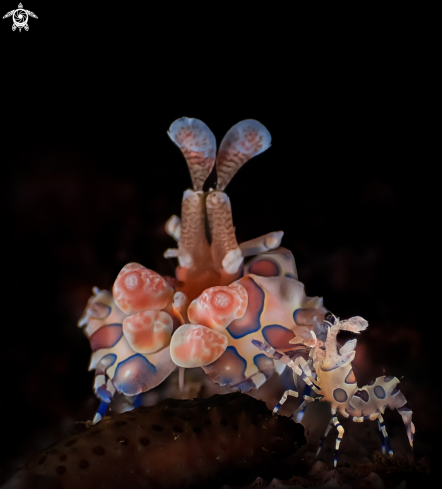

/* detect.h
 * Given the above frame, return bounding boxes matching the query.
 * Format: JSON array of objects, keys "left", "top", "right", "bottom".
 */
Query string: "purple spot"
[
  {"left": 355, "top": 390, "right": 369, "bottom": 402},
  {"left": 333, "top": 388, "right": 348, "bottom": 403},
  {"left": 262, "top": 324, "right": 295, "bottom": 350},
  {"left": 248, "top": 258, "right": 280, "bottom": 277},
  {"left": 253, "top": 353, "right": 274, "bottom": 380},
  {"left": 113, "top": 354, "right": 156, "bottom": 396},
  {"left": 227, "top": 277, "right": 264, "bottom": 339},
  {"left": 384, "top": 375, "right": 394, "bottom": 382},
  {"left": 203, "top": 346, "right": 247, "bottom": 387},
  {"left": 374, "top": 385, "right": 386, "bottom": 399},
  {"left": 114, "top": 348, "right": 175, "bottom": 396},
  {"left": 90, "top": 324, "right": 123, "bottom": 352}
]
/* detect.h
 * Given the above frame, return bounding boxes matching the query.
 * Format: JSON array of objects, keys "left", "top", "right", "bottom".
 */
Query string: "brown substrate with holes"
[{"left": 2, "top": 393, "right": 306, "bottom": 489}]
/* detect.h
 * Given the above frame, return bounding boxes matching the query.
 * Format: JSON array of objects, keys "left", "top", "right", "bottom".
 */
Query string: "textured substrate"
[{"left": 2, "top": 393, "right": 305, "bottom": 489}]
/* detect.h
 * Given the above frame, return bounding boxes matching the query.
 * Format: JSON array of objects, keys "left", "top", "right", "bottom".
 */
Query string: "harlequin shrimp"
[
  {"left": 253, "top": 315, "right": 415, "bottom": 466},
  {"left": 79, "top": 117, "right": 327, "bottom": 423}
]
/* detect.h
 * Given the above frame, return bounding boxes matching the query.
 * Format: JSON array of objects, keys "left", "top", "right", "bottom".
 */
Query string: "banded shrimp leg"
[
  {"left": 374, "top": 411, "right": 394, "bottom": 456},
  {"left": 313, "top": 408, "right": 347, "bottom": 467},
  {"left": 331, "top": 408, "right": 344, "bottom": 467},
  {"left": 316, "top": 411, "right": 394, "bottom": 466},
  {"left": 251, "top": 339, "right": 323, "bottom": 418}
]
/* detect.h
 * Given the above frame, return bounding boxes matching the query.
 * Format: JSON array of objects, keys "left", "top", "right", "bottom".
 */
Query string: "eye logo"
[{"left": 3, "top": 3, "right": 38, "bottom": 32}]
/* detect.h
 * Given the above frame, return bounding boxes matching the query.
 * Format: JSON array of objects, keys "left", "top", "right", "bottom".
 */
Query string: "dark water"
[{"left": 1, "top": 6, "right": 437, "bottom": 485}]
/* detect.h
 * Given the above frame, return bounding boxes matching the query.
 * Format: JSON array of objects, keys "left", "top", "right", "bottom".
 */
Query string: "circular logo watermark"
[{"left": 3, "top": 3, "right": 38, "bottom": 32}]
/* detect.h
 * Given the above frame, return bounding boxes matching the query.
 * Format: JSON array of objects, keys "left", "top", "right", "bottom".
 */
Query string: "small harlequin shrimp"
[{"left": 253, "top": 315, "right": 415, "bottom": 467}]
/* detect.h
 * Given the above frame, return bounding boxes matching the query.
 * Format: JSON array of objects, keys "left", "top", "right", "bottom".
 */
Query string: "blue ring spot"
[{"left": 374, "top": 385, "right": 386, "bottom": 399}]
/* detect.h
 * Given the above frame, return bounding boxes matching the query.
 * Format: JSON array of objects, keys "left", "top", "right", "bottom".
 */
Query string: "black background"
[{"left": 1, "top": 1, "right": 438, "bottom": 480}]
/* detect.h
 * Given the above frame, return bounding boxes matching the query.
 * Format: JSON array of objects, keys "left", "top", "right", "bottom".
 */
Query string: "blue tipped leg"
[
  {"left": 92, "top": 401, "right": 109, "bottom": 424},
  {"left": 377, "top": 416, "right": 393, "bottom": 456},
  {"left": 377, "top": 419, "right": 386, "bottom": 454}
]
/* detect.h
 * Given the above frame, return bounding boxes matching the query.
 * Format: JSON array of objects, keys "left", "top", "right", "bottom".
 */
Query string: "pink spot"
[
  {"left": 188, "top": 283, "right": 248, "bottom": 330},
  {"left": 170, "top": 324, "right": 228, "bottom": 368},
  {"left": 113, "top": 263, "right": 174, "bottom": 315},
  {"left": 123, "top": 310, "right": 173, "bottom": 354}
]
